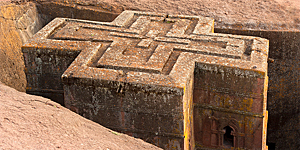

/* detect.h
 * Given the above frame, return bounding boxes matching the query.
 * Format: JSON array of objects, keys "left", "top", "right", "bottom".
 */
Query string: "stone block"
[{"left": 23, "top": 10, "right": 269, "bottom": 150}]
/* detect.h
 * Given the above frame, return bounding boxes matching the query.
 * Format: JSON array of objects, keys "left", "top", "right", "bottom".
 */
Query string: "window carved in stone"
[
  {"left": 223, "top": 126, "right": 234, "bottom": 148},
  {"left": 209, "top": 117, "right": 240, "bottom": 148}
]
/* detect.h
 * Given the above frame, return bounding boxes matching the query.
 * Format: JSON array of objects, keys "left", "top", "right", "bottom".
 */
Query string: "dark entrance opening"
[
  {"left": 223, "top": 126, "right": 234, "bottom": 148},
  {"left": 267, "top": 142, "right": 276, "bottom": 150}
]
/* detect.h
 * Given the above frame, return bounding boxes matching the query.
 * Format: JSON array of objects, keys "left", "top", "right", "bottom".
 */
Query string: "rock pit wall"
[
  {"left": 0, "top": 2, "right": 42, "bottom": 92},
  {"left": 35, "top": 1, "right": 119, "bottom": 24}
]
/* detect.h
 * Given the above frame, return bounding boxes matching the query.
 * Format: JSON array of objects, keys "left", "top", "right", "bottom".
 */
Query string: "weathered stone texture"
[
  {"left": 35, "top": 1, "right": 119, "bottom": 24},
  {"left": 193, "top": 64, "right": 267, "bottom": 149},
  {"left": 0, "top": 2, "right": 47, "bottom": 92},
  {"left": 23, "top": 10, "right": 269, "bottom": 149},
  {"left": 215, "top": 28, "right": 300, "bottom": 150},
  {"left": 22, "top": 17, "right": 95, "bottom": 104},
  {"left": 0, "top": 3, "right": 27, "bottom": 92}
]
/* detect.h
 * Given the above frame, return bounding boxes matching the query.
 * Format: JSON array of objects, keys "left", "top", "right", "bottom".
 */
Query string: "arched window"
[{"left": 223, "top": 126, "right": 234, "bottom": 148}]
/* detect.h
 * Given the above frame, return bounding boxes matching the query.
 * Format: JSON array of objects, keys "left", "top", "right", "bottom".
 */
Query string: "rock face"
[
  {"left": 22, "top": 10, "right": 269, "bottom": 149},
  {"left": 0, "top": 81, "right": 161, "bottom": 150},
  {"left": 0, "top": 2, "right": 47, "bottom": 92},
  {"left": 0, "top": 3, "right": 27, "bottom": 92}
]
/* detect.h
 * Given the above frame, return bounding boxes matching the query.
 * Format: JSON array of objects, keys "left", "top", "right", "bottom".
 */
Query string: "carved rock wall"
[
  {"left": 0, "top": 2, "right": 43, "bottom": 92},
  {"left": 215, "top": 28, "right": 300, "bottom": 150}
]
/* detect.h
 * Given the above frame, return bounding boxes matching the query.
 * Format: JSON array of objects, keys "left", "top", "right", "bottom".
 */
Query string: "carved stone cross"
[{"left": 22, "top": 11, "right": 269, "bottom": 149}]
